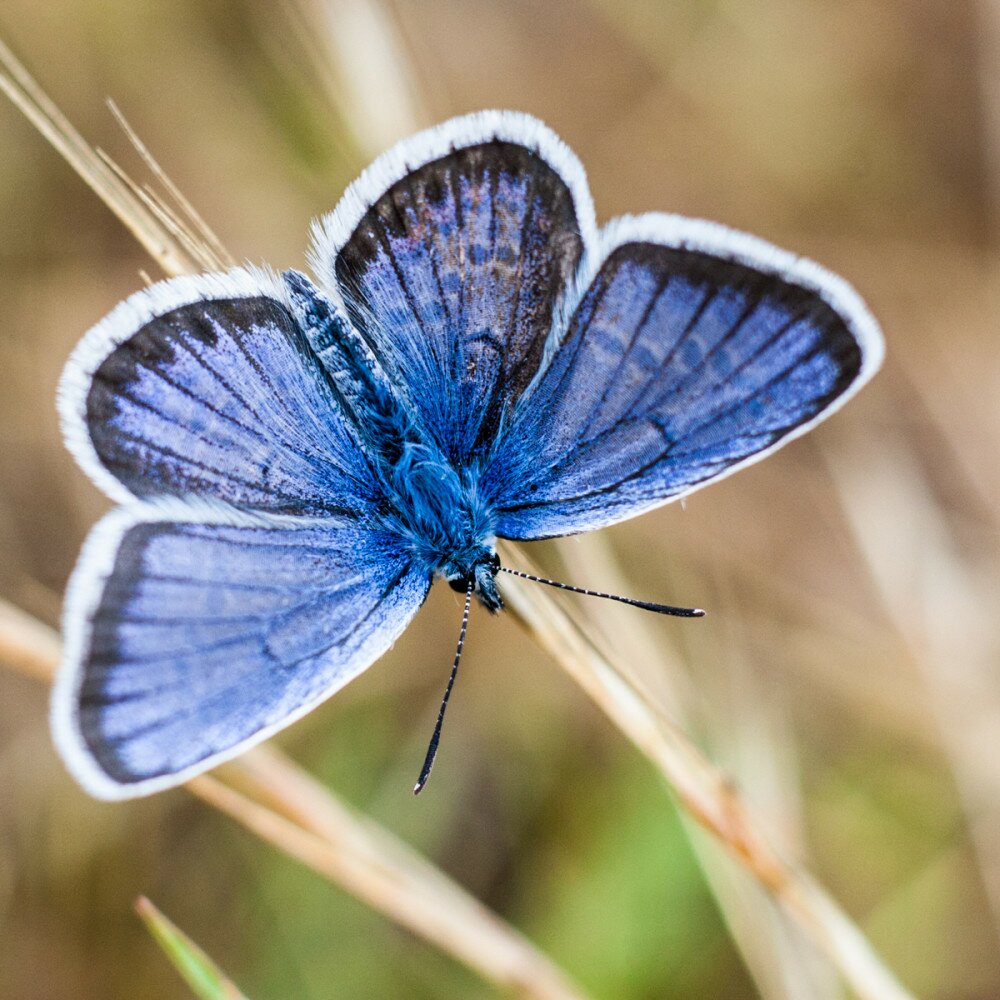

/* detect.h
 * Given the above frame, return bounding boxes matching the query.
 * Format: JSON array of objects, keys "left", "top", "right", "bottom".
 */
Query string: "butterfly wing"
[
  {"left": 60, "top": 268, "right": 377, "bottom": 515},
  {"left": 485, "top": 215, "right": 883, "bottom": 539},
  {"left": 53, "top": 500, "right": 429, "bottom": 798},
  {"left": 310, "top": 110, "right": 596, "bottom": 462}
]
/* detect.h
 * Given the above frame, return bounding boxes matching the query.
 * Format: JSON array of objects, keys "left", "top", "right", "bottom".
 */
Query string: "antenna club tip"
[
  {"left": 412, "top": 782, "right": 424, "bottom": 796},
  {"left": 693, "top": 608, "right": 706, "bottom": 617}
]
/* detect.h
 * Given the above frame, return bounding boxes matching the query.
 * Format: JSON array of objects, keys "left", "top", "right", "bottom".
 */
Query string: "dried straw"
[
  {"left": 0, "top": 30, "right": 915, "bottom": 1000},
  {"left": 499, "top": 542, "right": 915, "bottom": 1000},
  {"left": 0, "top": 598, "right": 590, "bottom": 1000}
]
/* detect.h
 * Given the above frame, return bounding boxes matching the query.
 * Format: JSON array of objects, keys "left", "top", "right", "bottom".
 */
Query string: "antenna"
[
  {"left": 498, "top": 566, "right": 704, "bottom": 618},
  {"left": 414, "top": 579, "right": 473, "bottom": 794}
]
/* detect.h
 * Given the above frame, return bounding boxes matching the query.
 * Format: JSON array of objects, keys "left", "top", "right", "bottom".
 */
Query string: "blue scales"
[{"left": 52, "top": 110, "right": 883, "bottom": 798}]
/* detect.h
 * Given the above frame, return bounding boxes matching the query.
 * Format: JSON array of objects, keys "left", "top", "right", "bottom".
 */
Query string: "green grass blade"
[{"left": 135, "top": 897, "right": 250, "bottom": 1000}]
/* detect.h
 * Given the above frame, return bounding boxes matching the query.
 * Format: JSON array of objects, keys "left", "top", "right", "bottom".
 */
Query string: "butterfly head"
[{"left": 447, "top": 551, "right": 502, "bottom": 613}]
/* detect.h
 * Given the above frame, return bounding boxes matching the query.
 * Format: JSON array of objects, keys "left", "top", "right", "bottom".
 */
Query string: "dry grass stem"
[
  {"left": 557, "top": 536, "right": 844, "bottom": 999},
  {"left": 0, "top": 42, "right": 913, "bottom": 1000},
  {"left": 187, "top": 774, "right": 584, "bottom": 999},
  {"left": 827, "top": 428, "right": 1000, "bottom": 949},
  {"left": 106, "top": 100, "right": 236, "bottom": 271},
  {"left": 0, "top": 38, "right": 197, "bottom": 276},
  {"left": 214, "top": 749, "right": 589, "bottom": 1000},
  {"left": 286, "top": 0, "right": 429, "bottom": 157},
  {"left": 681, "top": 663, "right": 843, "bottom": 1000},
  {"left": 0, "top": 72, "right": 595, "bottom": 998},
  {"left": 0, "top": 598, "right": 62, "bottom": 684},
  {"left": 499, "top": 542, "right": 915, "bottom": 1000},
  {"left": 94, "top": 149, "right": 222, "bottom": 274},
  {"left": 0, "top": 602, "right": 591, "bottom": 1000}
]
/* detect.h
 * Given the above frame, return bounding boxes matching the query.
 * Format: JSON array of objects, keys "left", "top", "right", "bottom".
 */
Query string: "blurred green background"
[{"left": 2, "top": 1, "right": 999, "bottom": 997}]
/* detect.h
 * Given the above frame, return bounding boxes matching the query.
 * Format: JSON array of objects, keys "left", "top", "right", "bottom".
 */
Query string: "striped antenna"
[
  {"left": 499, "top": 566, "right": 704, "bottom": 618},
  {"left": 414, "top": 579, "right": 474, "bottom": 794}
]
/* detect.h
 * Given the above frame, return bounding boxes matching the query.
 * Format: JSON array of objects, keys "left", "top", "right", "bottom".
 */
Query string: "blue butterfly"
[{"left": 52, "top": 111, "right": 883, "bottom": 798}]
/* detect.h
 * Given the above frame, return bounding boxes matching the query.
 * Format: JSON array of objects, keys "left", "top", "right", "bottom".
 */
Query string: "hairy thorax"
[
  {"left": 285, "top": 271, "right": 503, "bottom": 608},
  {"left": 377, "top": 440, "right": 502, "bottom": 610}
]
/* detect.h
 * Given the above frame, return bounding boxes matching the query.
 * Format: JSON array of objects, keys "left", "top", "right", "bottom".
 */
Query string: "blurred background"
[{"left": 1, "top": 1, "right": 999, "bottom": 997}]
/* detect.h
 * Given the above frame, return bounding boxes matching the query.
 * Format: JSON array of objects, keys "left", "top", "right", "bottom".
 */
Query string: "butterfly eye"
[
  {"left": 489, "top": 553, "right": 501, "bottom": 575},
  {"left": 448, "top": 575, "right": 473, "bottom": 594}
]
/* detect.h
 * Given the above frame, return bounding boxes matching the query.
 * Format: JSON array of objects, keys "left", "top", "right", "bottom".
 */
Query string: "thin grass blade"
[{"left": 135, "top": 896, "right": 250, "bottom": 1000}]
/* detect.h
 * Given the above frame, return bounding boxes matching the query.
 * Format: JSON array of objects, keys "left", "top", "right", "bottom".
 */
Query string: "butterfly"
[{"left": 52, "top": 110, "right": 883, "bottom": 799}]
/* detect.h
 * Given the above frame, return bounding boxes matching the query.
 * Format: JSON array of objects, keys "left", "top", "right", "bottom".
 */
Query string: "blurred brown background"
[{"left": 1, "top": 1, "right": 999, "bottom": 997}]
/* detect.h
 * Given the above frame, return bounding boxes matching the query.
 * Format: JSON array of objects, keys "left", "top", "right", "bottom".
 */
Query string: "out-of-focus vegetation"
[{"left": 1, "top": 1, "right": 999, "bottom": 998}]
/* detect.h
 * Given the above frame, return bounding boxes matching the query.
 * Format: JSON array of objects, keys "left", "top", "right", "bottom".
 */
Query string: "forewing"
[
  {"left": 311, "top": 111, "right": 595, "bottom": 462},
  {"left": 60, "top": 269, "right": 376, "bottom": 515},
  {"left": 53, "top": 501, "right": 429, "bottom": 798},
  {"left": 487, "top": 216, "right": 883, "bottom": 539}
]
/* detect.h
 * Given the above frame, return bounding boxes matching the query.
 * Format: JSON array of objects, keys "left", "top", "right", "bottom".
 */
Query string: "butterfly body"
[
  {"left": 52, "top": 111, "right": 883, "bottom": 798},
  {"left": 285, "top": 269, "right": 503, "bottom": 606}
]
